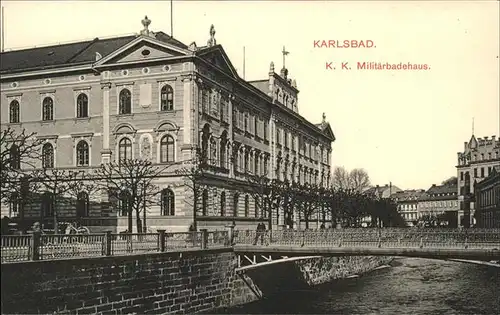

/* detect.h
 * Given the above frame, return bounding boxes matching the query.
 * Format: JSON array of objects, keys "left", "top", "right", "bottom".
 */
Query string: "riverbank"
[
  {"left": 218, "top": 258, "right": 500, "bottom": 315},
  {"left": 211, "top": 255, "right": 394, "bottom": 313}
]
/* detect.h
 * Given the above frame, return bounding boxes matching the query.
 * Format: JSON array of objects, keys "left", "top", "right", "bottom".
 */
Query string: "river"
[{"left": 219, "top": 258, "right": 500, "bottom": 315}]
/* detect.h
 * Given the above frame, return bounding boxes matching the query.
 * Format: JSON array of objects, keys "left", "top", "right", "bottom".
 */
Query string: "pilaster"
[
  {"left": 100, "top": 82, "right": 112, "bottom": 164},
  {"left": 182, "top": 75, "right": 193, "bottom": 145}
]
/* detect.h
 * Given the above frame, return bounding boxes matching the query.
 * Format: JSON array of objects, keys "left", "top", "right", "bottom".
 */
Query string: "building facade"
[
  {"left": 0, "top": 18, "right": 335, "bottom": 232},
  {"left": 457, "top": 135, "right": 500, "bottom": 226},
  {"left": 364, "top": 184, "right": 402, "bottom": 199},
  {"left": 474, "top": 167, "right": 500, "bottom": 228},
  {"left": 391, "top": 189, "right": 426, "bottom": 226},
  {"left": 417, "top": 184, "right": 459, "bottom": 227}
]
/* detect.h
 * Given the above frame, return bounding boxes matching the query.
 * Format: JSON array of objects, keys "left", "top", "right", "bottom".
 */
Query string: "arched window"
[
  {"left": 9, "top": 100, "right": 20, "bottom": 123},
  {"left": 119, "top": 89, "right": 131, "bottom": 114},
  {"left": 42, "top": 143, "right": 54, "bottom": 168},
  {"left": 119, "top": 190, "right": 130, "bottom": 217},
  {"left": 210, "top": 137, "right": 217, "bottom": 165},
  {"left": 76, "top": 141, "right": 89, "bottom": 166},
  {"left": 233, "top": 193, "right": 239, "bottom": 217},
  {"left": 160, "top": 85, "right": 174, "bottom": 111},
  {"left": 9, "top": 145, "right": 20, "bottom": 169},
  {"left": 220, "top": 192, "right": 226, "bottom": 216},
  {"left": 76, "top": 93, "right": 89, "bottom": 118},
  {"left": 76, "top": 192, "right": 89, "bottom": 218},
  {"left": 41, "top": 192, "right": 54, "bottom": 217},
  {"left": 202, "top": 189, "right": 209, "bottom": 216},
  {"left": 42, "top": 97, "right": 54, "bottom": 121},
  {"left": 118, "top": 137, "right": 132, "bottom": 163},
  {"left": 160, "top": 135, "right": 175, "bottom": 163},
  {"left": 220, "top": 132, "right": 227, "bottom": 168},
  {"left": 201, "top": 124, "right": 210, "bottom": 163},
  {"left": 245, "top": 195, "right": 249, "bottom": 217},
  {"left": 161, "top": 189, "right": 175, "bottom": 216}
]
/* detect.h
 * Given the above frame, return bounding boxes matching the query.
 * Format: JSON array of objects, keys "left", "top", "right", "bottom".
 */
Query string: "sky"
[{"left": 1, "top": 1, "right": 499, "bottom": 190}]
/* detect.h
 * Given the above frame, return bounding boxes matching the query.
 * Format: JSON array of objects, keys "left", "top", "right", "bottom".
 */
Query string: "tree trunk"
[
  {"left": 127, "top": 203, "right": 133, "bottom": 233},
  {"left": 136, "top": 216, "right": 142, "bottom": 235},
  {"left": 53, "top": 195, "right": 58, "bottom": 234}
]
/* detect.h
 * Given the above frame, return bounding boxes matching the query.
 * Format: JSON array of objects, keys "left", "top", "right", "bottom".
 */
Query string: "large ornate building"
[
  {"left": 457, "top": 135, "right": 500, "bottom": 227},
  {"left": 0, "top": 17, "right": 335, "bottom": 232},
  {"left": 474, "top": 167, "right": 500, "bottom": 228}
]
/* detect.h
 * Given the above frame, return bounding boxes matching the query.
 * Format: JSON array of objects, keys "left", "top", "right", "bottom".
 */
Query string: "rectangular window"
[
  {"left": 481, "top": 167, "right": 485, "bottom": 177},
  {"left": 474, "top": 168, "right": 478, "bottom": 178}
]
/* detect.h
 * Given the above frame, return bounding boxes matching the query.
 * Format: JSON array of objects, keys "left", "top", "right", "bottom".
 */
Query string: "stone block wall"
[
  {"left": 1, "top": 248, "right": 236, "bottom": 315},
  {"left": 227, "top": 255, "right": 393, "bottom": 309}
]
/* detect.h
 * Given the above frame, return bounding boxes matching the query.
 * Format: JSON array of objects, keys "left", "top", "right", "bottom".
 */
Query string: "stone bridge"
[{"left": 231, "top": 228, "right": 500, "bottom": 271}]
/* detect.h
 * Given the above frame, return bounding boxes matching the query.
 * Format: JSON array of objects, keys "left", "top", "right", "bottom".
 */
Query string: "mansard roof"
[{"left": 0, "top": 31, "right": 187, "bottom": 74}]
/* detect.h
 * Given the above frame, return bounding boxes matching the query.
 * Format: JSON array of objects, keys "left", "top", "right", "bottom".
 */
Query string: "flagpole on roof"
[
  {"left": 170, "top": 0, "right": 173, "bottom": 37},
  {"left": 243, "top": 46, "right": 246, "bottom": 80},
  {"left": 1, "top": 6, "right": 5, "bottom": 52}
]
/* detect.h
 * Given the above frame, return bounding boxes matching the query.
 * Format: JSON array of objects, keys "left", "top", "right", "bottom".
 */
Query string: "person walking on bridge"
[{"left": 253, "top": 221, "right": 266, "bottom": 245}]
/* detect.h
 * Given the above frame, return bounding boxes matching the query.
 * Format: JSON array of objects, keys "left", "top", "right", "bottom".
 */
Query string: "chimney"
[
  {"left": 464, "top": 142, "right": 468, "bottom": 151},
  {"left": 492, "top": 135, "right": 496, "bottom": 142}
]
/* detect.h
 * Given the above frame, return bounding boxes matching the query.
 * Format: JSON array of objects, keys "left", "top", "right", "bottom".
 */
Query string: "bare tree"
[
  {"left": 0, "top": 127, "right": 43, "bottom": 193},
  {"left": 95, "top": 159, "right": 172, "bottom": 233},
  {"left": 174, "top": 149, "right": 206, "bottom": 230},
  {"left": 32, "top": 168, "right": 84, "bottom": 232},
  {"left": 65, "top": 170, "right": 101, "bottom": 221},
  {"left": 350, "top": 168, "right": 371, "bottom": 192},
  {"left": 332, "top": 166, "right": 352, "bottom": 189}
]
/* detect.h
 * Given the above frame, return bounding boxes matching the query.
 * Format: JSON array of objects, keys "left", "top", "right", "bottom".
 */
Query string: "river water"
[{"left": 220, "top": 258, "right": 499, "bottom": 315}]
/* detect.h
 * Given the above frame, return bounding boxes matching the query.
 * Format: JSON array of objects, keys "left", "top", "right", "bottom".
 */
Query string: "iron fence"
[
  {"left": 3, "top": 228, "right": 498, "bottom": 263},
  {"left": 1, "top": 229, "right": 230, "bottom": 263},
  {"left": 234, "top": 228, "right": 500, "bottom": 250}
]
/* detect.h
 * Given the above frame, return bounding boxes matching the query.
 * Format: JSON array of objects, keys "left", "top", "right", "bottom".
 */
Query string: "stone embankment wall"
[
  {"left": 1, "top": 249, "right": 392, "bottom": 314},
  {"left": 229, "top": 256, "right": 393, "bottom": 309},
  {"left": 1, "top": 248, "right": 236, "bottom": 315}
]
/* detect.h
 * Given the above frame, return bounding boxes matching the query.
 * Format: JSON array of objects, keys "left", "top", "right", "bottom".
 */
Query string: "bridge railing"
[
  {"left": 234, "top": 228, "right": 500, "bottom": 250},
  {"left": 1, "top": 230, "right": 230, "bottom": 263}
]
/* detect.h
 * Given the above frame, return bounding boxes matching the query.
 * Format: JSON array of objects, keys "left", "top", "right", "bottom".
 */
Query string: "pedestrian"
[{"left": 253, "top": 221, "right": 265, "bottom": 245}]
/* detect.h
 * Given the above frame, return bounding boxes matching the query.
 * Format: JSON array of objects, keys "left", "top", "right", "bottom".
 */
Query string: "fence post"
[
  {"left": 105, "top": 231, "right": 112, "bottom": 256},
  {"left": 31, "top": 231, "right": 41, "bottom": 261},
  {"left": 419, "top": 237, "right": 423, "bottom": 249},
  {"left": 200, "top": 229, "right": 208, "bottom": 249},
  {"left": 464, "top": 236, "right": 468, "bottom": 249},
  {"left": 225, "top": 223, "right": 235, "bottom": 246},
  {"left": 157, "top": 230, "right": 166, "bottom": 252}
]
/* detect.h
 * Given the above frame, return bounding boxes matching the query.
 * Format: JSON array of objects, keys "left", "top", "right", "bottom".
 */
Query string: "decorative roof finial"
[
  {"left": 207, "top": 24, "right": 216, "bottom": 47},
  {"left": 141, "top": 16, "right": 152, "bottom": 36},
  {"left": 322, "top": 112, "right": 326, "bottom": 123},
  {"left": 282, "top": 46, "right": 289, "bottom": 70},
  {"left": 270, "top": 61, "right": 275, "bottom": 72}
]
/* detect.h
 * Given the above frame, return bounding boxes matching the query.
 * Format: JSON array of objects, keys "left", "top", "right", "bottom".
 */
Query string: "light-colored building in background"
[
  {"left": 364, "top": 184, "right": 402, "bottom": 199},
  {"left": 457, "top": 135, "right": 500, "bottom": 226},
  {"left": 417, "top": 184, "right": 460, "bottom": 227},
  {"left": 0, "top": 17, "right": 335, "bottom": 232},
  {"left": 391, "top": 189, "right": 426, "bottom": 226}
]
